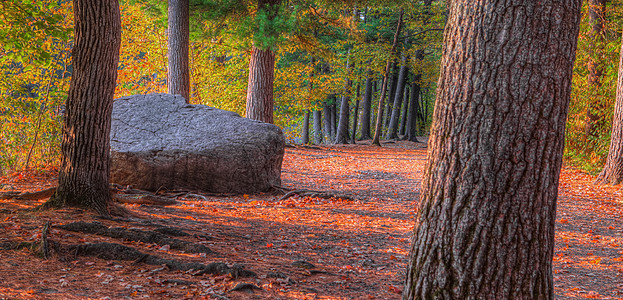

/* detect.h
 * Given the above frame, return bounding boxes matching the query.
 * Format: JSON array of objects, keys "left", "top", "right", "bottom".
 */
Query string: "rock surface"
[{"left": 110, "top": 93, "right": 284, "bottom": 193}]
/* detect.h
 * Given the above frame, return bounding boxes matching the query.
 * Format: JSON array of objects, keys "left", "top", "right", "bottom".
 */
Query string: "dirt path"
[{"left": 0, "top": 140, "right": 622, "bottom": 299}]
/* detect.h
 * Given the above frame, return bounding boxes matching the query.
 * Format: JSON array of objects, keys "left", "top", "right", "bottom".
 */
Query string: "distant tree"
[
  {"left": 596, "top": 31, "right": 623, "bottom": 185},
  {"left": 313, "top": 110, "right": 323, "bottom": 144},
  {"left": 167, "top": 0, "right": 190, "bottom": 102},
  {"left": 359, "top": 74, "right": 374, "bottom": 140},
  {"left": 372, "top": 9, "right": 403, "bottom": 146},
  {"left": 585, "top": 0, "right": 607, "bottom": 138},
  {"left": 44, "top": 0, "right": 122, "bottom": 215},
  {"left": 385, "top": 54, "right": 409, "bottom": 140},
  {"left": 335, "top": 54, "right": 353, "bottom": 144},
  {"left": 403, "top": 0, "right": 582, "bottom": 298},
  {"left": 302, "top": 110, "right": 310, "bottom": 144}
]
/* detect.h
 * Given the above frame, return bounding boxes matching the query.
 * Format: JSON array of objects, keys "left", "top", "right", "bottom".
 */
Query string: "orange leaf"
[
  {"left": 559, "top": 218, "right": 568, "bottom": 224},
  {"left": 266, "top": 243, "right": 273, "bottom": 248},
  {"left": 589, "top": 258, "right": 602, "bottom": 265}
]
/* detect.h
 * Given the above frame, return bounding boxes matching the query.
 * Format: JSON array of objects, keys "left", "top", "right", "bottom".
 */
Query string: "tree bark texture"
[
  {"left": 596, "top": 31, "right": 623, "bottom": 185},
  {"left": 48, "top": 0, "right": 122, "bottom": 216},
  {"left": 360, "top": 74, "right": 374, "bottom": 140},
  {"left": 167, "top": 0, "right": 190, "bottom": 102},
  {"left": 245, "top": 47, "right": 276, "bottom": 123},
  {"left": 386, "top": 55, "right": 409, "bottom": 140},
  {"left": 313, "top": 110, "right": 323, "bottom": 144},
  {"left": 384, "top": 64, "right": 400, "bottom": 129},
  {"left": 302, "top": 110, "right": 310, "bottom": 144},
  {"left": 585, "top": 0, "right": 607, "bottom": 138},
  {"left": 403, "top": 1, "right": 582, "bottom": 299},
  {"left": 372, "top": 9, "right": 403, "bottom": 146}
]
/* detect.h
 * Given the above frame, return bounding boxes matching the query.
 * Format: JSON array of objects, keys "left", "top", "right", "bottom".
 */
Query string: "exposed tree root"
[
  {"left": 56, "top": 221, "right": 212, "bottom": 254},
  {"left": 53, "top": 241, "right": 255, "bottom": 278},
  {"left": 113, "top": 194, "right": 179, "bottom": 206},
  {"left": 0, "top": 187, "right": 57, "bottom": 200},
  {"left": 277, "top": 189, "right": 353, "bottom": 201}
]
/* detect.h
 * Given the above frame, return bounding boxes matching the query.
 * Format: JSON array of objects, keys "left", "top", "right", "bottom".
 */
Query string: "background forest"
[{"left": 0, "top": 0, "right": 620, "bottom": 175}]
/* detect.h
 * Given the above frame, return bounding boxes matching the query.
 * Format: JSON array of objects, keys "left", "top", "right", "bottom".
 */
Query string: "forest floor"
[{"left": 0, "top": 139, "right": 622, "bottom": 299}]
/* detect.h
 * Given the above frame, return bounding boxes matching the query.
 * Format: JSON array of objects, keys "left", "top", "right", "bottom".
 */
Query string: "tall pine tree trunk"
[
  {"left": 245, "top": 0, "right": 280, "bottom": 123},
  {"left": 403, "top": 1, "right": 581, "bottom": 298},
  {"left": 360, "top": 74, "right": 374, "bottom": 140},
  {"left": 46, "top": 0, "right": 122, "bottom": 216},
  {"left": 313, "top": 110, "right": 323, "bottom": 144},
  {"left": 596, "top": 31, "right": 623, "bottom": 185},
  {"left": 167, "top": 0, "right": 190, "bottom": 102}
]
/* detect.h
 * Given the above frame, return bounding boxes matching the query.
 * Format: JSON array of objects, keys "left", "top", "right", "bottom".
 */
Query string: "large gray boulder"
[{"left": 110, "top": 93, "right": 284, "bottom": 193}]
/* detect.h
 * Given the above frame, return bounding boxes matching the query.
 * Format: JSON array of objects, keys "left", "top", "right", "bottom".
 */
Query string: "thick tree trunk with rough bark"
[
  {"left": 245, "top": 47, "right": 275, "bottom": 123},
  {"left": 360, "top": 74, "right": 374, "bottom": 140},
  {"left": 302, "top": 110, "right": 310, "bottom": 144},
  {"left": 386, "top": 55, "right": 409, "bottom": 140},
  {"left": 313, "top": 110, "right": 323, "bottom": 144},
  {"left": 167, "top": 0, "right": 190, "bottom": 102},
  {"left": 596, "top": 32, "right": 623, "bottom": 185},
  {"left": 46, "top": 0, "right": 121, "bottom": 216},
  {"left": 403, "top": 1, "right": 582, "bottom": 299}
]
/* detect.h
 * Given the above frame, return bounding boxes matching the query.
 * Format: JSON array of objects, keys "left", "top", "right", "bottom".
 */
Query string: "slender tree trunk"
[
  {"left": 596, "top": 31, "right": 623, "bottom": 185},
  {"left": 372, "top": 9, "right": 403, "bottom": 146},
  {"left": 351, "top": 82, "right": 361, "bottom": 144},
  {"left": 245, "top": 0, "right": 281, "bottom": 124},
  {"left": 360, "top": 73, "right": 374, "bottom": 140},
  {"left": 330, "top": 101, "right": 337, "bottom": 140},
  {"left": 406, "top": 75, "right": 421, "bottom": 142},
  {"left": 46, "top": 0, "right": 121, "bottom": 216},
  {"left": 585, "top": 0, "right": 607, "bottom": 139},
  {"left": 167, "top": 0, "right": 190, "bottom": 102},
  {"left": 399, "top": 84, "right": 409, "bottom": 137},
  {"left": 386, "top": 55, "right": 409, "bottom": 140},
  {"left": 323, "top": 103, "right": 331, "bottom": 142},
  {"left": 301, "top": 110, "right": 310, "bottom": 144},
  {"left": 313, "top": 110, "right": 323, "bottom": 144},
  {"left": 403, "top": 1, "right": 582, "bottom": 298},
  {"left": 384, "top": 64, "right": 399, "bottom": 130}
]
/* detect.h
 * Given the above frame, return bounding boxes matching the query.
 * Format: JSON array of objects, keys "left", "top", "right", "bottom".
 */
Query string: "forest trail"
[{"left": 0, "top": 140, "right": 622, "bottom": 299}]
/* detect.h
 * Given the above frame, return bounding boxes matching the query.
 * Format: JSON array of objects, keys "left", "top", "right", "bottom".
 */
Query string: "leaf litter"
[{"left": 0, "top": 140, "right": 621, "bottom": 299}]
